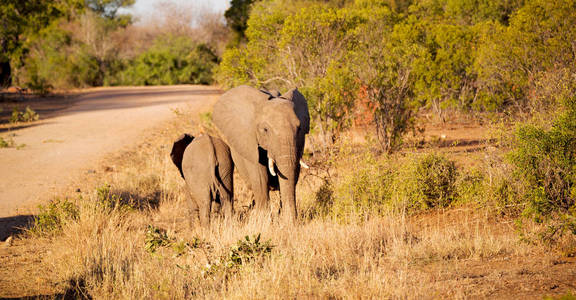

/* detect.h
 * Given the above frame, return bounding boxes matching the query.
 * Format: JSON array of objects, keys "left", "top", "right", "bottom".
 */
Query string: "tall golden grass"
[{"left": 26, "top": 107, "right": 557, "bottom": 299}]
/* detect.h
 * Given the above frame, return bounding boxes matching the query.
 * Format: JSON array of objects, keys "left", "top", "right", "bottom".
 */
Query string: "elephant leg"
[
  {"left": 231, "top": 149, "right": 269, "bottom": 213},
  {"left": 186, "top": 191, "right": 200, "bottom": 228},
  {"left": 251, "top": 164, "right": 270, "bottom": 212},
  {"left": 198, "top": 191, "right": 212, "bottom": 228},
  {"left": 220, "top": 194, "right": 233, "bottom": 220}
]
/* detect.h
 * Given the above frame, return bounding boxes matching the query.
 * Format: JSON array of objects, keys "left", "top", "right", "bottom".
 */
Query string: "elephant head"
[{"left": 213, "top": 85, "right": 310, "bottom": 222}]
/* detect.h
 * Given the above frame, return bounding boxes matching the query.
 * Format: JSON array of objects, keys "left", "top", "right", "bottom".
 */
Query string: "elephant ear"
[
  {"left": 212, "top": 85, "right": 269, "bottom": 164},
  {"left": 282, "top": 88, "right": 310, "bottom": 134},
  {"left": 171, "top": 134, "right": 195, "bottom": 178}
]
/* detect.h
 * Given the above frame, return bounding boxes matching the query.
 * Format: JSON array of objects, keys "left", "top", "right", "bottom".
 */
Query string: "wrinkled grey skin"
[
  {"left": 212, "top": 85, "right": 310, "bottom": 223},
  {"left": 171, "top": 134, "right": 234, "bottom": 227}
]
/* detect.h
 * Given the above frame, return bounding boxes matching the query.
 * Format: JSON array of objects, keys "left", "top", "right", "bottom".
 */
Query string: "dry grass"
[{"left": 12, "top": 108, "right": 576, "bottom": 299}]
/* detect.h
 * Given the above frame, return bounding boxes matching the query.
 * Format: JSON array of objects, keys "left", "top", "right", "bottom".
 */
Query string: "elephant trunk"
[{"left": 276, "top": 144, "right": 298, "bottom": 223}]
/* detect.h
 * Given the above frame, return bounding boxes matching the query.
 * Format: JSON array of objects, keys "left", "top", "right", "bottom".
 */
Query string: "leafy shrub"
[
  {"left": 0, "top": 136, "right": 14, "bottom": 148},
  {"left": 29, "top": 198, "right": 79, "bottom": 236},
  {"left": 204, "top": 234, "right": 273, "bottom": 277},
  {"left": 333, "top": 153, "right": 394, "bottom": 219},
  {"left": 397, "top": 153, "right": 458, "bottom": 210},
  {"left": 330, "top": 151, "right": 459, "bottom": 219},
  {"left": 144, "top": 225, "right": 173, "bottom": 254},
  {"left": 95, "top": 184, "right": 134, "bottom": 212},
  {"left": 509, "top": 96, "right": 576, "bottom": 242},
  {"left": 10, "top": 106, "right": 39, "bottom": 123},
  {"left": 25, "top": 74, "right": 53, "bottom": 96},
  {"left": 307, "top": 179, "right": 335, "bottom": 219},
  {"left": 454, "top": 168, "right": 486, "bottom": 205},
  {"left": 118, "top": 37, "right": 218, "bottom": 86},
  {"left": 144, "top": 225, "right": 205, "bottom": 257}
]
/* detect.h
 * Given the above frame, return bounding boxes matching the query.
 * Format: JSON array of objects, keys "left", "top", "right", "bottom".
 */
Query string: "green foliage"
[
  {"left": 0, "top": 0, "right": 127, "bottom": 88},
  {"left": 21, "top": 15, "right": 109, "bottom": 89},
  {"left": 204, "top": 234, "right": 273, "bottom": 276},
  {"left": 226, "top": 234, "right": 274, "bottom": 267},
  {"left": 0, "top": 134, "right": 26, "bottom": 149},
  {"left": 8, "top": 0, "right": 218, "bottom": 90},
  {"left": 29, "top": 198, "right": 79, "bottom": 236},
  {"left": 95, "top": 184, "right": 131, "bottom": 211},
  {"left": 117, "top": 37, "right": 218, "bottom": 86},
  {"left": 328, "top": 151, "right": 459, "bottom": 219},
  {"left": 310, "top": 179, "right": 335, "bottom": 218},
  {"left": 0, "top": 136, "right": 14, "bottom": 148},
  {"left": 474, "top": 0, "right": 576, "bottom": 111},
  {"left": 396, "top": 153, "right": 458, "bottom": 210},
  {"left": 144, "top": 225, "right": 173, "bottom": 254},
  {"left": 224, "top": 0, "right": 259, "bottom": 45},
  {"left": 509, "top": 96, "right": 576, "bottom": 242},
  {"left": 454, "top": 168, "right": 486, "bottom": 205},
  {"left": 218, "top": 0, "right": 576, "bottom": 150},
  {"left": 10, "top": 106, "right": 39, "bottom": 123},
  {"left": 86, "top": 0, "right": 135, "bottom": 20},
  {"left": 333, "top": 153, "right": 394, "bottom": 218},
  {"left": 144, "top": 225, "right": 205, "bottom": 257}
]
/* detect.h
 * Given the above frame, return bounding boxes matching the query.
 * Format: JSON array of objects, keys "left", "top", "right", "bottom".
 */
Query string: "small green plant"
[
  {"left": 95, "top": 184, "right": 133, "bottom": 212},
  {"left": 10, "top": 106, "right": 39, "bottom": 123},
  {"left": 29, "top": 198, "right": 79, "bottom": 236},
  {"left": 144, "top": 225, "right": 204, "bottom": 256},
  {"left": 204, "top": 234, "right": 274, "bottom": 276},
  {"left": 227, "top": 234, "right": 274, "bottom": 266},
  {"left": 0, "top": 136, "right": 14, "bottom": 148},
  {"left": 144, "top": 225, "right": 173, "bottom": 254}
]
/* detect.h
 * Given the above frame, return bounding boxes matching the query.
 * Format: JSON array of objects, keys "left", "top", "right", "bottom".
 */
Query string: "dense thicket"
[
  {"left": 1, "top": 0, "right": 224, "bottom": 91},
  {"left": 216, "top": 0, "right": 576, "bottom": 151}
]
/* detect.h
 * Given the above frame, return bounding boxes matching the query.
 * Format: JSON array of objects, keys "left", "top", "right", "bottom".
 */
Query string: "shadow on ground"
[
  {"left": 0, "top": 215, "right": 34, "bottom": 241},
  {"left": 0, "top": 278, "right": 92, "bottom": 300}
]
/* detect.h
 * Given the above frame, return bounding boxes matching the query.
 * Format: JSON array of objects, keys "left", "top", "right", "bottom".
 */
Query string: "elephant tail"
[{"left": 171, "top": 134, "right": 195, "bottom": 178}]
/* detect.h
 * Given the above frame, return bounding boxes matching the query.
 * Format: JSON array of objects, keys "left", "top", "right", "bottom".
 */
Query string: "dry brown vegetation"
[{"left": 1, "top": 103, "right": 575, "bottom": 299}]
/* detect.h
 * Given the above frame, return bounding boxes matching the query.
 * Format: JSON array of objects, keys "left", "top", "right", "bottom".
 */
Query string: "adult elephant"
[{"left": 212, "top": 85, "right": 310, "bottom": 222}]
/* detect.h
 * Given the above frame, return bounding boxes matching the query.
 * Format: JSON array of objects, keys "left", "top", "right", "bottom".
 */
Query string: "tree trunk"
[{"left": 0, "top": 61, "right": 11, "bottom": 88}]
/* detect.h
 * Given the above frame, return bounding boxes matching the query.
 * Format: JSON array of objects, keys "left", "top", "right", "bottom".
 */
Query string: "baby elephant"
[{"left": 170, "top": 134, "right": 234, "bottom": 227}]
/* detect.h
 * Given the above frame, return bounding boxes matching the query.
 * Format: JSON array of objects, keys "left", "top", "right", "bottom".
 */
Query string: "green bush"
[
  {"left": 29, "top": 198, "right": 79, "bottom": 236},
  {"left": 10, "top": 106, "right": 39, "bottom": 123},
  {"left": 204, "top": 234, "right": 273, "bottom": 277},
  {"left": 0, "top": 136, "right": 15, "bottom": 148},
  {"left": 454, "top": 168, "right": 486, "bottom": 205},
  {"left": 117, "top": 37, "right": 218, "bottom": 86},
  {"left": 329, "top": 151, "right": 459, "bottom": 220},
  {"left": 94, "top": 184, "right": 136, "bottom": 212},
  {"left": 509, "top": 96, "right": 576, "bottom": 242},
  {"left": 397, "top": 153, "right": 458, "bottom": 210},
  {"left": 333, "top": 153, "right": 394, "bottom": 219},
  {"left": 144, "top": 225, "right": 173, "bottom": 254}
]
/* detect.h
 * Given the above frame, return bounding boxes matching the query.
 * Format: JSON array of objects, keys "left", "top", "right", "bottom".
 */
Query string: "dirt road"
[{"left": 0, "top": 85, "right": 220, "bottom": 217}]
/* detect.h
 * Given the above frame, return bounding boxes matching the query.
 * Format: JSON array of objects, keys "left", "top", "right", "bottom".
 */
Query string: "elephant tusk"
[
  {"left": 268, "top": 158, "right": 277, "bottom": 176},
  {"left": 300, "top": 160, "right": 309, "bottom": 169}
]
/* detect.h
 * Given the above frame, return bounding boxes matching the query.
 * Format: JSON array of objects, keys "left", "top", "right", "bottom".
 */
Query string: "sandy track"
[{"left": 0, "top": 85, "right": 220, "bottom": 217}]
